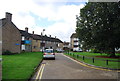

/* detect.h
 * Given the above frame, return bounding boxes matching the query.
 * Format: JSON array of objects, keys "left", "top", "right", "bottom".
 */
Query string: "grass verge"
[
  {"left": 65, "top": 52, "right": 120, "bottom": 69},
  {"left": 2, "top": 52, "right": 43, "bottom": 80},
  {"left": 0, "top": 56, "right": 1, "bottom": 58}
]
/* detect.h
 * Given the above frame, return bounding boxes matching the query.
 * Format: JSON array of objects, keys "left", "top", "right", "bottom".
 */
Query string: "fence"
[{"left": 66, "top": 52, "right": 120, "bottom": 66}]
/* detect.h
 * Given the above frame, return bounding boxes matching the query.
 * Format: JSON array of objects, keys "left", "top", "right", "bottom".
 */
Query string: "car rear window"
[{"left": 44, "top": 50, "right": 53, "bottom": 53}]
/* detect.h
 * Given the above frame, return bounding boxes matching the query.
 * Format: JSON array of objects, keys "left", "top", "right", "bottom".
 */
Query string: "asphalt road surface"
[{"left": 32, "top": 53, "right": 119, "bottom": 80}]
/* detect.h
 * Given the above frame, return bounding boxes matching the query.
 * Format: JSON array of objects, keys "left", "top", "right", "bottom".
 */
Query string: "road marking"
[
  {"left": 35, "top": 64, "right": 43, "bottom": 81},
  {"left": 39, "top": 64, "right": 45, "bottom": 80},
  {"left": 35, "top": 63, "right": 45, "bottom": 81},
  {"left": 63, "top": 54, "right": 120, "bottom": 72}
]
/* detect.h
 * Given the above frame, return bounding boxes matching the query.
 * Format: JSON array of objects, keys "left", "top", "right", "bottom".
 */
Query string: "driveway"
[{"left": 32, "top": 53, "right": 119, "bottom": 80}]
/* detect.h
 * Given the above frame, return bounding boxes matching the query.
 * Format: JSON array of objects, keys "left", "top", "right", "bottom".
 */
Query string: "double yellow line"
[{"left": 35, "top": 63, "right": 45, "bottom": 81}]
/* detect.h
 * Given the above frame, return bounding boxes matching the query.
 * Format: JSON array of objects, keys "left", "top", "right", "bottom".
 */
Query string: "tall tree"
[{"left": 76, "top": 2, "right": 120, "bottom": 57}]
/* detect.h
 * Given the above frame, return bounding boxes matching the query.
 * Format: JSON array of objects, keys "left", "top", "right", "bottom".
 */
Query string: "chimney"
[
  {"left": 32, "top": 31, "right": 34, "bottom": 34},
  {"left": 45, "top": 34, "right": 47, "bottom": 36},
  {"left": 6, "top": 12, "right": 12, "bottom": 21},
  {"left": 41, "top": 32, "right": 43, "bottom": 36},
  {"left": 25, "top": 27, "right": 28, "bottom": 32},
  {"left": 55, "top": 36, "right": 56, "bottom": 38},
  {"left": 50, "top": 35, "right": 51, "bottom": 37}
]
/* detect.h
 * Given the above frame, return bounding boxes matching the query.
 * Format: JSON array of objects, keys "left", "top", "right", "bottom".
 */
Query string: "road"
[{"left": 32, "top": 53, "right": 119, "bottom": 80}]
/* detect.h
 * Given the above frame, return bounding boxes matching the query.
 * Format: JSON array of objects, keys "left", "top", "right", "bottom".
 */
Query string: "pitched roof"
[
  {"left": 19, "top": 30, "right": 63, "bottom": 43},
  {"left": 70, "top": 33, "right": 78, "bottom": 38},
  {"left": 55, "top": 38, "right": 63, "bottom": 43},
  {"left": 63, "top": 42, "right": 69, "bottom": 45},
  {"left": 0, "top": 18, "right": 6, "bottom": 27},
  {"left": 32, "top": 34, "right": 42, "bottom": 40},
  {"left": 19, "top": 30, "right": 32, "bottom": 38},
  {"left": 1, "top": 18, "right": 22, "bottom": 33}
]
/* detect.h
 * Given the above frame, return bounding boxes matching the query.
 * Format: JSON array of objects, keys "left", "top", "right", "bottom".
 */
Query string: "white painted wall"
[{"left": 21, "top": 45, "right": 25, "bottom": 50}]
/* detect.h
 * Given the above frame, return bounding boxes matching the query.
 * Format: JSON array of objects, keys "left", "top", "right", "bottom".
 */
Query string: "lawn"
[
  {"left": 0, "top": 55, "right": 2, "bottom": 58},
  {"left": 65, "top": 52, "right": 120, "bottom": 69},
  {"left": 2, "top": 52, "right": 43, "bottom": 80}
]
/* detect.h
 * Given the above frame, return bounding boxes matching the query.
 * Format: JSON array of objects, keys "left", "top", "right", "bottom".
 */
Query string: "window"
[
  {"left": 22, "top": 36, "right": 25, "bottom": 40},
  {"left": 33, "top": 46, "right": 36, "bottom": 49}
]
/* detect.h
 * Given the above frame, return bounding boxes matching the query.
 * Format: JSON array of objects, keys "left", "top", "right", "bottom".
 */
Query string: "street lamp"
[{"left": 41, "top": 29, "right": 45, "bottom": 53}]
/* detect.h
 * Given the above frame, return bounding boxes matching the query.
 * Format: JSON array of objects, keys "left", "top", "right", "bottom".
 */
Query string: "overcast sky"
[{"left": 0, "top": 0, "right": 87, "bottom": 42}]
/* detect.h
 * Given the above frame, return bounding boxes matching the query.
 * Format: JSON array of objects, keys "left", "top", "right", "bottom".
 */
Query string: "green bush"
[
  {"left": 3, "top": 50, "right": 12, "bottom": 55},
  {"left": 90, "top": 49, "right": 100, "bottom": 53}
]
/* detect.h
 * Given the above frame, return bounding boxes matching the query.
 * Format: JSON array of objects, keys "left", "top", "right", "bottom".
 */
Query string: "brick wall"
[
  {"left": 32, "top": 40, "right": 40, "bottom": 52},
  {"left": 0, "top": 20, "right": 2, "bottom": 55},
  {"left": 2, "top": 20, "right": 21, "bottom": 54}
]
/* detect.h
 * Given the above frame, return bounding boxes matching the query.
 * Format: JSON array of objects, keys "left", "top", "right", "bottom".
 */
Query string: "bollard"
[
  {"left": 106, "top": 60, "right": 108, "bottom": 65},
  {"left": 92, "top": 58, "right": 94, "bottom": 63},
  {"left": 77, "top": 55, "right": 79, "bottom": 58},
  {"left": 83, "top": 56, "right": 84, "bottom": 60}
]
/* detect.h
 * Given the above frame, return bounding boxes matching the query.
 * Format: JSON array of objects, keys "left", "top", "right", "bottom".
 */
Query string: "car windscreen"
[{"left": 44, "top": 50, "right": 53, "bottom": 53}]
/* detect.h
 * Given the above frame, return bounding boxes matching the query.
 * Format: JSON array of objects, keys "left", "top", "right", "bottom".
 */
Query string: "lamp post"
[{"left": 41, "top": 29, "right": 45, "bottom": 53}]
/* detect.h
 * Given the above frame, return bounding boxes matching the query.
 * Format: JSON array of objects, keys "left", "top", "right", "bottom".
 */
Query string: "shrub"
[
  {"left": 3, "top": 50, "right": 12, "bottom": 55},
  {"left": 90, "top": 49, "right": 100, "bottom": 53}
]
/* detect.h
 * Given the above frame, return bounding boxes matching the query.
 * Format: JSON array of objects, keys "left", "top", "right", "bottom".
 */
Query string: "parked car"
[
  {"left": 43, "top": 49, "right": 55, "bottom": 60},
  {"left": 56, "top": 49, "right": 64, "bottom": 53},
  {"left": 73, "top": 49, "right": 83, "bottom": 52}
]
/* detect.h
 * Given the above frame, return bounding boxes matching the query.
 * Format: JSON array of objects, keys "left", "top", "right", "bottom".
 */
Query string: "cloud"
[
  {"left": 39, "top": 4, "right": 84, "bottom": 41},
  {"left": 0, "top": 0, "right": 85, "bottom": 42}
]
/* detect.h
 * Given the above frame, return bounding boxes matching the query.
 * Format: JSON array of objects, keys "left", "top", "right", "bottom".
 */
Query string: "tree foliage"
[{"left": 76, "top": 2, "right": 120, "bottom": 57}]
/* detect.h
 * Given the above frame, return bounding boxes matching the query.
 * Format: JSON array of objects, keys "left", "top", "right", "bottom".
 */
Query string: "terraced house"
[
  {"left": 0, "top": 18, "right": 2, "bottom": 55},
  {"left": 20, "top": 28, "right": 32, "bottom": 52},
  {"left": 1, "top": 12, "right": 21, "bottom": 54},
  {"left": 20, "top": 29, "right": 63, "bottom": 52},
  {"left": 1, "top": 12, "right": 63, "bottom": 54}
]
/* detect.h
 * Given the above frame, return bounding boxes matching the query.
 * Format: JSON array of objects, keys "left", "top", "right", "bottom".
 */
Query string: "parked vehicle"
[
  {"left": 43, "top": 49, "right": 55, "bottom": 60},
  {"left": 73, "top": 48, "right": 83, "bottom": 52},
  {"left": 56, "top": 49, "right": 64, "bottom": 53}
]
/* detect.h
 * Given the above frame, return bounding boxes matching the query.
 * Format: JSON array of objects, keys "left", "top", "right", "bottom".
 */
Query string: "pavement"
[{"left": 31, "top": 53, "right": 119, "bottom": 81}]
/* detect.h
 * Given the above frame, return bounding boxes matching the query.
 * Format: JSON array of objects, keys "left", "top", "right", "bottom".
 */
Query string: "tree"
[{"left": 76, "top": 2, "right": 120, "bottom": 57}]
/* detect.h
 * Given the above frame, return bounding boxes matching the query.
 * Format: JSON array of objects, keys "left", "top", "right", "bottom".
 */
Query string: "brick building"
[
  {"left": 0, "top": 12, "right": 63, "bottom": 53},
  {"left": 70, "top": 33, "right": 82, "bottom": 52},
  {"left": 0, "top": 20, "right": 2, "bottom": 55},
  {"left": 1, "top": 12, "right": 21, "bottom": 54},
  {"left": 20, "top": 28, "right": 32, "bottom": 52},
  {"left": 63, "top": 42, "right": 70, "bottom": 51},
  {"left": 20, "top": 29, "right": 63, "bottom": 52}
]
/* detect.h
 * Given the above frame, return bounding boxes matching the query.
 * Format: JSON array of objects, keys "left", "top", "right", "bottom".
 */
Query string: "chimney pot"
[
  {"left": 25, "top": 27, "right": 28, "bottom": 32},
  {"left": 32, "top": 31, "right": 34, "bottom": 34},
  {"left": 41, "top": 32, "right": 43, "bottom": 36},
  {"left": 6, "top": 12, "right": 12, "bottom": 21}
]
